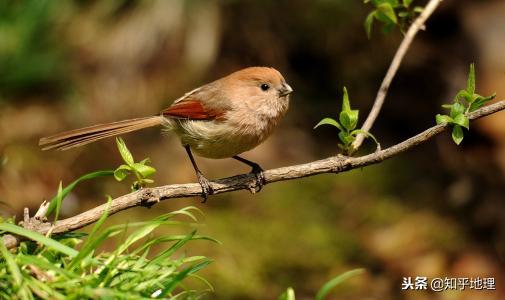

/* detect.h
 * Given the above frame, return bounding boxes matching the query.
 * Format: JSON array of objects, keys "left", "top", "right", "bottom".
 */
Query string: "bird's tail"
[{"left": 39, "top": 116, "right": 164, "bottom": 151}]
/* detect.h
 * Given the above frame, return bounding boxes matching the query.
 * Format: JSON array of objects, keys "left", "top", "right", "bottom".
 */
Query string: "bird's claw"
[
  {"left": 197, "top": 173, "right": 214, "bottom": 203},
  {"left": 249, "top": 165, "right": 266, "bottom": 194}
]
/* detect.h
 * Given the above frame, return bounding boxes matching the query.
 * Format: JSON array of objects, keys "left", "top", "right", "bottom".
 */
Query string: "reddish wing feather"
[{"left": 162, "top": 99, "right": 223, "bottom": 120}]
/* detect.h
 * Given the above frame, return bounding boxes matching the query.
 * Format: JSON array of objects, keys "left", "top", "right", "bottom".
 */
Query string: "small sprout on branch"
[
  {"left": 364, "top": 0, "right": 423, "bottom": 38},
  {"left": 314, "top": 87, "right": 379, "bottom": 155},
  {"left": 114, "top": 137, "right": 156, "bottom": 191},
  {"left": 435, "top": 63, "right": 496, "bottom": 145}
]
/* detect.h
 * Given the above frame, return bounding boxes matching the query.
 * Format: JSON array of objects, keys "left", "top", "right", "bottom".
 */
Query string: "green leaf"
[
  {"left": 340, "top": 110, "right": 359, "bottom": 131},
  {"left": 132, "top": 163, "right": 156, "bottom": 178},
  {"left": 454, "top": 89, "right": 471, "bottom": 103},
  {"left": 315, "top": 269, "right": 365, "bottom": 300},
  {"left": 450, "top": 102, "right": 465, "bottom": 119},
  {"left": 348, "top": 110, "right": 359, "bottom": 130},
  {"left": 453, "top": 114, "right": 469, "bottom": 129},
  {"left": 0, "top": 223, "right": 78, "bottom": 257},
  {"left": 377, "top": 3, "right": 397, "bottom": 24},
  {"left": 386, "top": 0, "right": 399, "bottom": 7},
  {"left": 114, "top": 164, "right": 131, "bottom": 181},
  {"left": 413, "top": 6, "right": 424, "bottom": 13},
  {"left": 469, "top": 93, "right": 496, "bottom": 112},
  {"left": 339, "top": 111, "right": 352, "bottom": 131},
  {"left": 116, "top": 137, "right": 134, "bottom": 166},
  {"left": 278, "top": 287, "right": 296, "bottom": 300},
  {"left": 350, "top": 129, "right": 380, "bottom": 147},
  {"left": 435, "top": 114, "right": 453, "bottom": 125},
  {"left": 339, "top": 87, "right": 359, "bottom": 130},
  {"left": 314, "top": 118, "right": 343, "bottom": 131},
  {"left": 402, "top": 0, "right": 412, "bottom": 8},
  {"left": 452, "top": 125, "right": 464, "bottom": 145},
  {"left": 46, "top": 170, "right": 114, "bottom": 216},
  {"left": 381, "top": 22, "right": 396, "bottom": 34},
  {"left": 467, "top": 63, "right": 475, "bottom": 95},
  {"left": 338, "top": 131, "right": 355, "bottom": 146},
  {"left": 139, "top": 158, "right": 151, "bottom": 165},
  {"left": 342, "top": 87, "right": 351, "bottom": 113},
  {"left": 364, "top": 11, "right": 375, "bottom": 39}
]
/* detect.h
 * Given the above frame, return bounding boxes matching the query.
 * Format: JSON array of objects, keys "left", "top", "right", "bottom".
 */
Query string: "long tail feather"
[{"left": 39, "top": 116, "right": 164, "bottom": 151}]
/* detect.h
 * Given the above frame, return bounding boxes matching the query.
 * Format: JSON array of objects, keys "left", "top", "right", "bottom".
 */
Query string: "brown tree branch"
[
  {"left": 3, "top": 100, "right": 505, "bottom": 249},
  {"left": 352, "top": 0, "right": 443, "bottom": 152}
]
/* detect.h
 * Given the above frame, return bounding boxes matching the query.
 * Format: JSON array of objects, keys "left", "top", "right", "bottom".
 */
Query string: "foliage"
[
  {"left": 435, "top": 63, "right": 496, "bottom": 145},
  {"left": 45, "top": 171, "right": 114, "bottom": 217},
  {"left": 0, "top": 205, "right": 214, "bottom": 299},
  {"left": 45, "top": 137, "right": 153, "bottom": 218},
  {"left": 114, "top": 137, "right": 157, "bottom": 191},
  {"left": 364, "top": 0, "right": 423, "bottom": 38},
  {"left": 0, "top": 0, "right": 70, "bottom": 98},
  {"left": 0, "top": 136, "right": 213, "bottom": 299},
  {"left": 278, "top": 268, "right": 364, "bottom": 300},
  {"left": 314, "top": 87, "right": 378, "bottom": 155}
]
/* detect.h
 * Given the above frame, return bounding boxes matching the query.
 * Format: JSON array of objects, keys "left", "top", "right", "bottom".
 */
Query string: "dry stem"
[{"left": 351, "top": 0, "right": 443, "bottom": 152}]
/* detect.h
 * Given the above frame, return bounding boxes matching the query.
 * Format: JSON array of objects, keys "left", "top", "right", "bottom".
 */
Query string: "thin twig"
[
  {"left": 3, "top": 100, "right": 504, "bottom": 249},
  {"left": 351, "top": 0, "right": 443, "bottom": 152}
]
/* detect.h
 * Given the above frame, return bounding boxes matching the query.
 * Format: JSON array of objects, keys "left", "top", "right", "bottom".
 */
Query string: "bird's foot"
[
  {"left": 196, "top": 172, "right": 214, "bottom": 203},
  {"left": 248, "top": 164, "right": 266, "bottom": 194}
]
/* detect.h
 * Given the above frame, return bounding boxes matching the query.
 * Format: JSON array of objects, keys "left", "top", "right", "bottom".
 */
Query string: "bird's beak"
[{"left": 279, "top": 83, "right": 293, "bottom": 97}]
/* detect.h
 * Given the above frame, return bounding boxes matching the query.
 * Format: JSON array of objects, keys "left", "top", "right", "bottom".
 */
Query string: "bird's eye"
[{"left": 260, "top": 83, "right": 270, "bottom": 91}]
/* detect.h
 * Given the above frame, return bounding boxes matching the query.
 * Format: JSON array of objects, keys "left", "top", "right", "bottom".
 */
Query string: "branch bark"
[
  {"left": 3, "top": 100, "right": 505, "bottom": 249},
  {"left": 351, "top": 0, "right": 443, "bottom": 152}
]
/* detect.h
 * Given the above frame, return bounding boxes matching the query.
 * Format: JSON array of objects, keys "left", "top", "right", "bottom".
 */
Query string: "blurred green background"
[{"left": 1, "top": 0, "right": 504, "bottom": 299}]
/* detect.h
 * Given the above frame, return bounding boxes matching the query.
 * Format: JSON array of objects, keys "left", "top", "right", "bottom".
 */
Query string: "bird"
[{"left": 39, "top": 67, "right": 293, "bottom": 201}]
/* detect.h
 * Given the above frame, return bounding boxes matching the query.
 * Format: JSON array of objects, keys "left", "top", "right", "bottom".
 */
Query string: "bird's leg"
[
  {"left": 232, "top": 155, "right": 266, "bottom": 193},
  {"left": 184, "top": 145, "right": 213, "bottom": 202}
]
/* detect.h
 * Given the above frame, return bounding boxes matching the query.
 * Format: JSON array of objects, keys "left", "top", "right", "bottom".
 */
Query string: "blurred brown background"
[{"left": 0, "top": 0, "right": 504, "bottom": 299}]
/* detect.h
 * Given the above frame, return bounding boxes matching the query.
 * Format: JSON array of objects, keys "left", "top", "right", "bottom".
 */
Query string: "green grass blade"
[
  {"left": 158, "top": 259, "right": 213, "bottom": 297},
  {"left": 131, "top": 235, "right": 219, "bottom": 257},
  {"left": 116, "top": 221, "right": 165, "bottom": 255},
  {"left": 69, "top": 197, "right": 112, "bottom": 269},
  {"left": 0, "top": 239, "right": 23, "bottom": 286},
  {"left": 46, "top": 170, "right": 114, "bottom": 216},
  {"left": 0, "top": 223, "right": 78, "bottom": 257},
  {"left": 52, "top": 181, "right": 63, "bottom": 224},
  {"left": 148, "top": 231, "right": 196, "bottom": 267},
  {"left": 315, "top": 268, "right": 364, "bottom": 300},
  {"left": 17, "top": 254, "right": 76, "bottom": 279}
]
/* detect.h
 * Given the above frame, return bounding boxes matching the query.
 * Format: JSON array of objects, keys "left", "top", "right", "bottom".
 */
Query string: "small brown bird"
[{"left": 40, "top": 67, "right": 293, "bottom": 201}]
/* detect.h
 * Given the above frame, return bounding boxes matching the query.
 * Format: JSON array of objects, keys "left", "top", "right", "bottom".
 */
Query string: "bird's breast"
[{"left": 164, "top": 97, "right": 288, "bottom": 159}]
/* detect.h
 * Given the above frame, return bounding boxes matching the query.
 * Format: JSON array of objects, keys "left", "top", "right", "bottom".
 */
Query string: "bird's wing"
[
  {"left": 162, "top": 99, "right": 225, "bottom": 120},
  {"left": 162, "top": 84, "right": 228, "bottom": 120}
]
